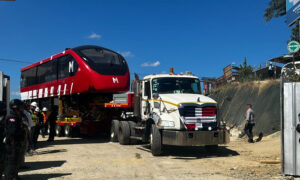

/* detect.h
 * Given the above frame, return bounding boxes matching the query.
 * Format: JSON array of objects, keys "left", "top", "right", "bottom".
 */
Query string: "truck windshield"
[
  {"left": 76, "top": 48, "right": 128, "bottom": 75},
  {"left": 152, "top": 77, "right": 201, "bottom": 94}
]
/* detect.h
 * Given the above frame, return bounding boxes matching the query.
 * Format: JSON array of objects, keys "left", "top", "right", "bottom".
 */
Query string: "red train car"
[
  {"left": 21, "top": 45, "right": 130, "bottom": 100},
  {"left": 20, "top": 45, "right": 130, "bottom": 136}
]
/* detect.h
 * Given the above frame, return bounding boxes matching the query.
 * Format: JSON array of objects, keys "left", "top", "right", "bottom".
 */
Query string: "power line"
[{"left": 0, "top": 58, "right": 34, "bottom": 64}]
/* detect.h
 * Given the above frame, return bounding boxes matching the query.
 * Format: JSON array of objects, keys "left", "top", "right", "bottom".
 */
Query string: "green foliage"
[
  {"left": 232, "top": 57, "right": 254, "bottom": 82},
  {"left": 264, "top": 0, "right": 286, "bottom": 22}
]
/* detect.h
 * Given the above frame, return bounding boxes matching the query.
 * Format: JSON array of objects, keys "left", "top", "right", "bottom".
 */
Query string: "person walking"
[
  {"left": 3, "top": 99, "right": 28, "bottom": 180},
  {"left": 47, "top": 106, "right": 58, "bottom": 142},
  {"left": 244, "top": 104, "right": 255, "bottom": 143},
  {"left": 0, "top": 101, "right": 7, "bottom": 178}
]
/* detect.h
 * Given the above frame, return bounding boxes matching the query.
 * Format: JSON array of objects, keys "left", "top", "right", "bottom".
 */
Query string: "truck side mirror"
[{"left": 153, "top": 93, "right": 159, "bottom": 99}]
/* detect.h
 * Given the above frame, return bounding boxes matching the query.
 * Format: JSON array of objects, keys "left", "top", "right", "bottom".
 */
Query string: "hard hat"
[
  {"left": 30, "top": 102, "right": 37, "bottom": 107},
  {"left": 10, "top": 99, "right": 24, "bottom": 109},
  {"left": 42, "top": 107, "right": 48, "bottom": 112},
  {"left": 35, "top": 107, "right": 40, "bottom": 112}
]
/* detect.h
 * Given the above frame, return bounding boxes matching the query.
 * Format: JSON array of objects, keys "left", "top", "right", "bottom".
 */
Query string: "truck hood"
[{"left": 158, "top": 94, "right": 216, "bottom": 106}]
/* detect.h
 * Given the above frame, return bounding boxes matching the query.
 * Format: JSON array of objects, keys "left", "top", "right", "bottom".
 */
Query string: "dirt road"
[{"left": 19, "top": 132, "right": 284, "bottom": 180}]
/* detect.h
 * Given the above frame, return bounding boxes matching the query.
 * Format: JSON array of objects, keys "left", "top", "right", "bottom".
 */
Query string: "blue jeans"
[{"left": 244, "top": 123, "right": 254, "bottom": 140}]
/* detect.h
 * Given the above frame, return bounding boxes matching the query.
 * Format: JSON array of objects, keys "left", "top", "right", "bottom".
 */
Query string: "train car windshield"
[{"left": 76, "top": 48, "right": 128, "bottom": 75}]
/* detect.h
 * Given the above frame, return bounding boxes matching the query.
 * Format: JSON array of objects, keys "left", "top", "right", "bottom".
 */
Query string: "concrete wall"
[{"left": 210, "top": 80, "right": 280, "bottom": 135}]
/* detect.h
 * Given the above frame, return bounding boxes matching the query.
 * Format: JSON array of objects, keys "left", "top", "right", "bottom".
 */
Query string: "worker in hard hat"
[
  {"left": 41, "top": 107, "right": 48, "bottom": 138},
  {"left": 32, "top": 107, "right": 44, "bottom": 149}
]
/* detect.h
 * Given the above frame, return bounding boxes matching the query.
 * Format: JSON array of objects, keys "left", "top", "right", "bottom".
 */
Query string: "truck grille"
[{"left": 179, "top": 106, "right": 217, "bottom": 131}]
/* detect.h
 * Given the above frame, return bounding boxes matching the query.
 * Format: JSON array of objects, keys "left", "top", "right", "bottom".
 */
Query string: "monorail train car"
[{"left": 20, "top": 45, "right": 130, "bottom": 136}]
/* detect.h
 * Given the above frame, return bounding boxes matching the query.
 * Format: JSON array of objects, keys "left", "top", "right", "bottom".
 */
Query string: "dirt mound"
[{"left": 210, "top": 80, "right": 280, "bottom": 135}]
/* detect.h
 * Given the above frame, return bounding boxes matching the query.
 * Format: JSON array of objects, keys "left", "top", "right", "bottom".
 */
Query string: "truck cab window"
[{"left": 144, "top": 81, "right": 151, "bottom": 98}]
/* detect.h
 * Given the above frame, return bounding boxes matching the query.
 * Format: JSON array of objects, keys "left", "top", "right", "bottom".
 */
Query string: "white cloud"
[
  {"left": 88, "top": 33, "right": 101, "bottom": 39},
  {"left": 121, "top": 51, "right": 134, "bottom": 58},
  {"left": 141, "top": 61, "right": 160, "bottom": 67}
]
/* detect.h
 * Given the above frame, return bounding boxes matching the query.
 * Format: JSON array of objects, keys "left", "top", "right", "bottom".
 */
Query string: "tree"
[
  {"left": 264, "top": 0, "right": 286, "bottom": 22},
  {"left": 232, "top": 57, "right": 253, "bottom": 81},
  {"left": 264, "top": 0, "right": 299, "bottom": 41}
]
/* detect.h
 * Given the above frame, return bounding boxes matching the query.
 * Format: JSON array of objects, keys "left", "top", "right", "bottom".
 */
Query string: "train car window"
[
  {"left": 36, "top": 59, "right": 57, "bottom": 84},
  {"left": 21, "top": 66, "right": 37, "bottom": 87},
  {"left": 76, "top": 48, "right": 127, "bottom": 75},
  {"left": 58, "top": 54, "right": 78, "bottom": 79}
]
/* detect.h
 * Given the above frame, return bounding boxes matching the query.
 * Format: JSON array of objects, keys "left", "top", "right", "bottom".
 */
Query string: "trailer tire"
[
  {"left": 118, "top": 121, "right": 130, "bottom": 145},
  {"left": 55, "top": 124, "right": 64, "bottom": 137},
  {"left": 64, "top": 124, "right": 72, "bottom": 137},
  {"left": 110, "top": 120, "right": 119, "bottom": 142},
  {"left": 128, "top": 121, "right": 138, "bottom": 145},
  {"left": 150, "top": 124, "right": 162, "bottom": 156}
]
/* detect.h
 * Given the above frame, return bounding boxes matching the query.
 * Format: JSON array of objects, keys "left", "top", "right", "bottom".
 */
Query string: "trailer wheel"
[
  {"left": 128, "top": 121, "right": 138, "bottom": 145},
  {"left": 205, "top": 145, "right": 219, "bottom": 153},
  {"left": 64, "top": 124, "right": 72, "bottom": 137},
  {"left": 110, "top": 120, "right": 119, "bottom": 142},
  {"left": 55, "top": 124, "right": 64, "bottom": 137},
  {"left": 118, "top": 121, "right": 130, "bottom": 145},
  {"left": 150, "top": 124, "right": 162, "bottom": 156}
]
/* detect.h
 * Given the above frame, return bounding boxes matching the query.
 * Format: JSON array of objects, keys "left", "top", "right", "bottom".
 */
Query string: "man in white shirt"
[{"left": 244, "top": 104, "right": 255, "bottom": 143}]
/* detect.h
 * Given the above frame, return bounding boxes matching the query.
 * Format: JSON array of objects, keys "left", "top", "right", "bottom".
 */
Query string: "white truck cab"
[{"left": 109, "top": 71, "right": 230, "bottom": 156}]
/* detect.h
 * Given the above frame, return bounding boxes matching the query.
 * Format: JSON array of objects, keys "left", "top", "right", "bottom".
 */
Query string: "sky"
[{"left": 0, "top": 0, "right": 294, "bottom": 99}]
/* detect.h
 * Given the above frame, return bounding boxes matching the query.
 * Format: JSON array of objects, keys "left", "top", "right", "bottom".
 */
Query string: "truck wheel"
[
  {"left": 128, "top": 121, "right": 138, "bottom": 145},
  {"left": 205, "top": 145, "right": 219, "bottom": 153},
  {"left": 118, "top": 121, "right": 130, "bottom": 145},
  {"left": 150, "top": 124, "right": 162, "bottom": 156},
  {"left": 55, "top": 124, "right": 64, "bottom": 137},
  {"left": 64, "top": 124, "right": 72, "bottom": 137},
  {"left": 110, "top": 120, "right": 119, "bottom": 142}
]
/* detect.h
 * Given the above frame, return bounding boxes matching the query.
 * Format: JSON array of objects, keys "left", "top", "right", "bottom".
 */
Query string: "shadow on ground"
[
  {"left": 38, "top": 137, "right": 110, "bottom": 149},
  {"left": 20, "top": 160, "right": 66, "bottom": 172},
  {"left": 20, "top": 173, "right": 72, "bottom": 180},
  {"left": 137, "top": 145, "right": 239, "bottom": 160}
]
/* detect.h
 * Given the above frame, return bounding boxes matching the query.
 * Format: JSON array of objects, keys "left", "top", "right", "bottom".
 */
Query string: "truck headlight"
[{"left": 158, "top": 120, "right": 175, "bottom": 127}]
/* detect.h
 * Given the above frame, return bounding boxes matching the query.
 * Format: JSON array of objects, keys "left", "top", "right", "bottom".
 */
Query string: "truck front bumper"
[{"left": 162, "top": 130, "right": 230, "bottom": 146}]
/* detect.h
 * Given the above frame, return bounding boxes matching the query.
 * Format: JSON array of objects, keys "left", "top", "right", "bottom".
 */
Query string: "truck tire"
[
  {"left": 64, "top": 124, "right": 72, "bottom": 137},
  {"left": 150, "top": 124, "right": 162, "bottom": 156},
  {"left": 55, "top": 124, "right": 64, "bottom": 137},
  {"left": 110, "top": 120, "right": 119, "bottom": 142},
  {"left": 128, "top": 121, "right": 138, "bottom": 145},
  {"left": 118, "top": 121, "right": 130, "bottom": 145},
  {"left": 205, "top": 145, "right": 219, "bottom": 153}
]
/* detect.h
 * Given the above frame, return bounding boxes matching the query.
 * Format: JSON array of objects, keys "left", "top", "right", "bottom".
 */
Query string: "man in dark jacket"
[
  {"left": 4, "top": 99, "right": 28, "bottom": 180},
  {"left": 47, "top": 106, "right": 58, "bottom": 142}
]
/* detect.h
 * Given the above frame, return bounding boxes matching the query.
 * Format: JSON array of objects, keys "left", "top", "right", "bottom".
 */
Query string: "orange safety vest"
[{"left": 42, "top": 112, "right": 48, "bottom": 124}]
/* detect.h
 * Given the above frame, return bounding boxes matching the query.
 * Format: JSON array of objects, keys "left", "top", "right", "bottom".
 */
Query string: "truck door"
[{"left": 141, "top": 80, "right": 151, "bottom": 120}]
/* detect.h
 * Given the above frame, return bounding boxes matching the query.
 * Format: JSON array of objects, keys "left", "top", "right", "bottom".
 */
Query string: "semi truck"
[
  {"left": 20, "top": 45, "right": 229, "bottom": 156},
  {"left": 107, "top": 70, "right": 230, "bottom": 155}
]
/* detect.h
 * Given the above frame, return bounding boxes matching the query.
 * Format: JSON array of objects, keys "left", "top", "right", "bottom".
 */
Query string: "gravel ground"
[{"left": 17, "top": 132, "right": 291, "bottom": 180}]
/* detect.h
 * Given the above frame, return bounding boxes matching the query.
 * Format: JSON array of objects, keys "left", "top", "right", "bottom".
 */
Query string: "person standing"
[
  {"left": 244, "top": 104, "right": 255, "bottom": 143},
  {"left": 47, "top": 106, "right": 58, "bottom": 142},
  {"left": 0, "top": 101, "right": 7, "bottom": 178},
  {"left": 3, "top": 99, "right": 28, "bottom": 180},
  {"left": 41, "top": 107, "right": 48, "bottom": 138},
  {"left": 32, "top": 107, "right": 43, "bottom": 149}
]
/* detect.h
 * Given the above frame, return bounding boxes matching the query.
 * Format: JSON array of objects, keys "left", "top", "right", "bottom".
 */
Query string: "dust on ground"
[{"left": 18, "top": 131, "right": 290, "bottom": 180}]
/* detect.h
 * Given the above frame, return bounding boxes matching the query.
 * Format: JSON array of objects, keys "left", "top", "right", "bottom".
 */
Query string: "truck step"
[
  {"left": 134, "top": 126, "right": 145, "bottom": 130},
  {"left": 130, "top": 136, "right": 143, "bottom": 140}
]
